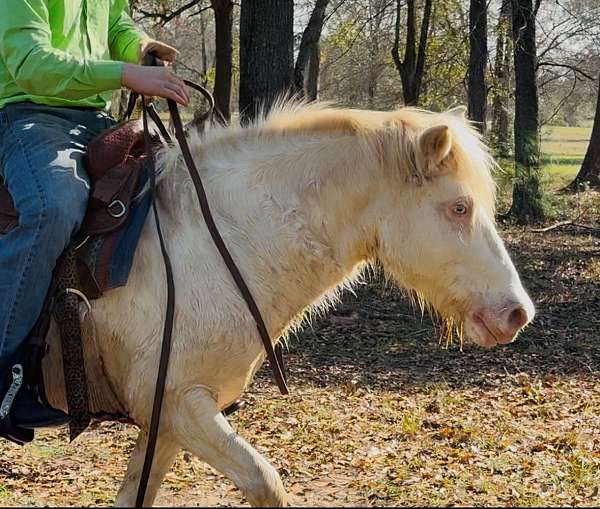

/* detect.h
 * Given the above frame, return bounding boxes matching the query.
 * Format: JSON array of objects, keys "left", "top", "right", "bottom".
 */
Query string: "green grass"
[
  {"left": 540, "top": 125, "right": 591, "bottom": 183},
  {"left": 493, "top": 125, "right": 591, "bottom": 194}
]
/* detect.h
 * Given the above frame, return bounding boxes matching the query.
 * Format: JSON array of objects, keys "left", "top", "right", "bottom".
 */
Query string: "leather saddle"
[{"left": 0, "top": 119, "right": 149, "bottom": 238}]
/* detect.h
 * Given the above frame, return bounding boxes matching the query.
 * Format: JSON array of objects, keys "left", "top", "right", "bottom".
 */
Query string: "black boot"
[
  {"left": 10, "top": 387, "right": 71, "bottom": 429},
  {"left": 223, "top": 399, "right": 247, "bottom": 416},
  {"left": 0, "top": 415, "right": 34, "bottom": 445},
  {"left": 0, "top": 364, "right": 70, "bottom": 445}
]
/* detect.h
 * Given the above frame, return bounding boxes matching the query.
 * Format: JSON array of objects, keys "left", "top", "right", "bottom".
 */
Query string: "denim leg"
[{"left": 0, "top": 104, "right": 114, "bottom": 372}]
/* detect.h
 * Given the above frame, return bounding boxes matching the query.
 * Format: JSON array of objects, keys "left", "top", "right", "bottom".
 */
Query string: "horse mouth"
[{"left": 467, "top": 313, "right": 515, "bottom": 348}]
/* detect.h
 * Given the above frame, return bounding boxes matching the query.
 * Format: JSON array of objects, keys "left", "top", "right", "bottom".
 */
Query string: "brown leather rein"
[{"left": 134, "top": 55, "right": 288, "bottom": 507}]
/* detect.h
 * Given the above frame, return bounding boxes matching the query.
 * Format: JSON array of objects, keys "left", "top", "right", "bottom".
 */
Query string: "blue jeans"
[{"left": 0, "top": 102, "right": 115, "bottom": 374}]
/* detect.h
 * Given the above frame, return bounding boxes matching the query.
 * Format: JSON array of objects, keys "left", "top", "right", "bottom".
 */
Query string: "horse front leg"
[
  {"left": 114, "top": 430, "right": 180, "bottom": 507},
  {"left": 172, "top": 385, "right": 288, "bottom": 507}
]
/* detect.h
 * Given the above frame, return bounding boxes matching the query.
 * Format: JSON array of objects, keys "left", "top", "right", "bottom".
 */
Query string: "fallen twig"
[
  {"left": 532, "top": 221, "right": 600, "bottom": 234},
  {"left": 532, "top": 220, "right": 573, "bottom": 233}
]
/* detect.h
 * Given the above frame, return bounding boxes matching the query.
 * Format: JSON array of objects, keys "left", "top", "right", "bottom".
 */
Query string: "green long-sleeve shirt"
[{"left": 0, "top": 0, "right": 150, "bottom": 110}]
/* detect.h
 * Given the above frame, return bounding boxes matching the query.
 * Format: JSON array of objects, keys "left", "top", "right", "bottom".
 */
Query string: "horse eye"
[{"left": 453, "top": 202, "right": 468, "bottom": 215}]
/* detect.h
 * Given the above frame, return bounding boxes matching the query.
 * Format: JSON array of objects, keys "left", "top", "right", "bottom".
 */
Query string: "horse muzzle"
[{"left": 465, "top": 295, "right": 535, "bottom": 348}]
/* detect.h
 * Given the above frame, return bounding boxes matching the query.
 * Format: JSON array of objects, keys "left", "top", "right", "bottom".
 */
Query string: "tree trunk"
[
  {"left": 239, "top": 0, "right": 294, "bottom": 124},
  {"left": 306, "top": 43, "right": 321, "bottom": 101},
  {"left": 391, "top": 0, "right": 434, "bottom": 106},
  {"left": 510, "top": 0, "right": 545, "bottom": 222},
  {"left": 211, "top": 0, "right": 233, "bottom": 121},
  {"left": 491, "top": 0, "right": 512, "bottom": 157},
  {"left": 567, "top": 77, "right": 600, "bottom": 190},
  {"left": 199, "top": 6, "right": 209, "bottom": 81},
  {"left": 468, "top": 0, "right": 488, "bottom": 133},
  {"left": 294, "top": 0, "right": 330, "bottom": 99}
]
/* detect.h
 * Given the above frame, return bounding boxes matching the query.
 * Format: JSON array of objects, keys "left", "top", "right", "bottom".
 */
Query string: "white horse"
[{"left": 43, "top": 101, "right": 534, "bottom": 506}]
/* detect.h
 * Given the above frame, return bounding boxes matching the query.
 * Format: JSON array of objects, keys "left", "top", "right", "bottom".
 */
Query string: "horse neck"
[{"left": 165, "top": 131, "right": 383, "bottom": 337}]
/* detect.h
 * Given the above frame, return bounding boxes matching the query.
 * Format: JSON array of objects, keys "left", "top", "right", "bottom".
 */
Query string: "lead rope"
[{"left": 134, "top": 56, "right": 288, "bottom": 507}]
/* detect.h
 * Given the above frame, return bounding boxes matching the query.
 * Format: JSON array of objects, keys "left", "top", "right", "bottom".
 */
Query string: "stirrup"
[{"left": 0, "top": 364, "right": 34, "bottom": 445}]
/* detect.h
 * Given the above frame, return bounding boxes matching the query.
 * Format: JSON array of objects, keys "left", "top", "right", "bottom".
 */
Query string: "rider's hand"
[
  {"left": 122, "top": 64, "right": 189, "bottom": 106},
  {"left": 140, "top": 40, "right": 179, "bottom": 63}
]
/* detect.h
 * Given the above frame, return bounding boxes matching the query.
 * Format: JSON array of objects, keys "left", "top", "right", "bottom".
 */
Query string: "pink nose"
[{"left": 503, "top": 303, "right": 530, "bottom": 336}]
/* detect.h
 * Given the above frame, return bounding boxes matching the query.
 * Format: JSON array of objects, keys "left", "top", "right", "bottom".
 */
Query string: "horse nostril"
[{"left": 507, "top": 305, "right": 528, "bottom": 331}]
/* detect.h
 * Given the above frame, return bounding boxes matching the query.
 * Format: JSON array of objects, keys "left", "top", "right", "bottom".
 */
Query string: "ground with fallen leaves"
[{"left": 1, "top": 191, "right": 599, "bottom": 507}]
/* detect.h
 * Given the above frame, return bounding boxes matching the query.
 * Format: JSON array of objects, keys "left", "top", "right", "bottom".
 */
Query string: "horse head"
[{"left": 372, "top": 106, "right": 534, "bottom": 347}]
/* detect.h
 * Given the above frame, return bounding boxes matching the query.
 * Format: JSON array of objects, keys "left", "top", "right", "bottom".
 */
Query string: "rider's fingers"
[
  {"left": 166, "top": 73, "right": 189, "bottom": 102},
  {"left": 163, "top": 83, "right": 188, "bottom": 106},
  {"left": 181, "top": 84, "right": 190, "bottom": 104},
  {"left": 165, "top": 71, "right": 185, "bottom": 88}
]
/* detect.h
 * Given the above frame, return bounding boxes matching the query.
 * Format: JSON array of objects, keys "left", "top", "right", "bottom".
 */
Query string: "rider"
[{"left": 0, "top": 0, "right": 188, "bottom": 438}]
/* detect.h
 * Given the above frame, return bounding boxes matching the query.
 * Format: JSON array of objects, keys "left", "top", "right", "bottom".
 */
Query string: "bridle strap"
[{"left": 134, "top": 55, "right": 288, "bottom": 507}]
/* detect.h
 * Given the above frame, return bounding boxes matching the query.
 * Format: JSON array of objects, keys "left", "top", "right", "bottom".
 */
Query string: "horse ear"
[
  {"left": 417, "top": 125, "right": 452, "bottom": 176},
  {"left": 447, "top": 105, "right": 467, "bottom": 119}
]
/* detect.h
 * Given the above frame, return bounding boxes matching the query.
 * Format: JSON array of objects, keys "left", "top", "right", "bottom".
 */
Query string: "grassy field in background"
[{"left": 541, "top": 125, "right": 591, "bottom": 185}]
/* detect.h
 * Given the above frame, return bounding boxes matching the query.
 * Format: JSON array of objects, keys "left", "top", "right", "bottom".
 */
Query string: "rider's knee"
[
  {"left": 21, "top": 189, "right": 89, "bottom": 244},
  {"left": 46, "top": 192, "right": 88, "bottom": 238}
]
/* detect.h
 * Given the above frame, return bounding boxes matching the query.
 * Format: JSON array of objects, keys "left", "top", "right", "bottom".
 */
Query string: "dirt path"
[{"left": 1, "top": 225, "right": 599, "bottom": 507}]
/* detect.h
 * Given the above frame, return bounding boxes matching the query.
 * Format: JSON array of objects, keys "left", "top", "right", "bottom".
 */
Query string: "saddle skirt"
[{"left": 77, "top": 170, "right": 152, "bottom": 295}]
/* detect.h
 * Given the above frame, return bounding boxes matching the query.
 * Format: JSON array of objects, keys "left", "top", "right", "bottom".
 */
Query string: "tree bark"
[
  {"left": 199, "top": 6, "right": 209, "bottom": 81},
  {"left": 239, "top": 0, "right": 294, "bottom": 124},
  {"left": 491, "top": 0, "right": 512, "bottom": 157},
  {"left": 468, "top": 0, "right": 488, "bottom": 133},
  {"left": 211, "top": 0, "right": 233, "bottom": 121},
  {"left": 567, "top": 77, "right": 600, "bottom": 190},
  {"left": 294, "top": 0, "right": 330, "bottom": 99},
  {"left": 391, "top": 0, "right": 434, "bottom": 106},
  {"left": 306, "top": 43, "right": 321, "bottom": 101},
  {"left": 510, "top": 0, "right": 545, "bottom": 222}
]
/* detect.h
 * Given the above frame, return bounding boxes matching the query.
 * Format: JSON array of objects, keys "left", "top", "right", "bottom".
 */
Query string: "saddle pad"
[{"left": 78, "top": 165, "right": 152, "bottom": 294}]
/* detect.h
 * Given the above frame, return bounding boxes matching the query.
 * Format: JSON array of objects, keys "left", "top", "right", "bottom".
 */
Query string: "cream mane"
[{"left": 158, "top": 100, "right": 497, "bottom": 215}]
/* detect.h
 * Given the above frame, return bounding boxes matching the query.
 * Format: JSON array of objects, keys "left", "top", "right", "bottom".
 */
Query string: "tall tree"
[
  {"left": 211, "top": 0, "right": 234, "bottom": 121},
  {"left": 391, "top": 0, "right": 434, "bottom": 106},
  {"left": 491, "top": 0, "right": 512, "bottom": 157},
  {"left": 567, "top": 77, "right": 600, "bottom": 190},
  {"left": 510, "top": 0, "right": 545, "bottom": 222},
  {"left": 239, "top": 0, "right": 294, "bottom": 123},
  {"left": 468, "top": 0, "right": 488, "bottom": 133},
  {"left": 294, "top": 0, "right": 330, "bottom": 101}
]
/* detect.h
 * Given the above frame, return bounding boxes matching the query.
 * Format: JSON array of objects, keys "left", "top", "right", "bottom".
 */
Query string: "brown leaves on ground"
[{"left": 1, "top": 197, "right": 599, "bottom": 507}]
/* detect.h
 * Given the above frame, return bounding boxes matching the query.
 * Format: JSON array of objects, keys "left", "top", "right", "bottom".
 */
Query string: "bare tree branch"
[
  {"left": 537, "top": 61, "right": 596, "bottom": 81},
  {"left": 138, "top": 0, "right": 207, "bottom": 26}
]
